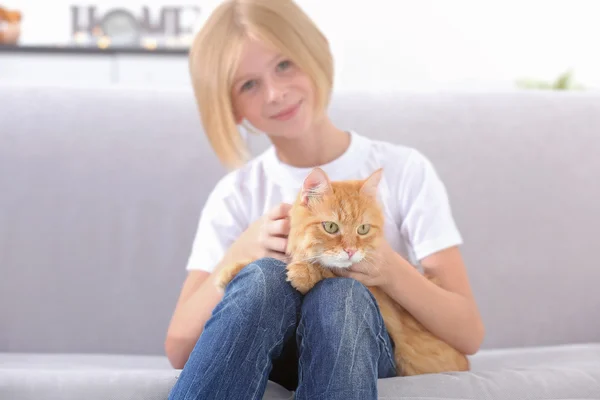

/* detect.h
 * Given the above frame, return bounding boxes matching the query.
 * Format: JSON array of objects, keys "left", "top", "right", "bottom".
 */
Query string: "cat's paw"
[
  {"left": 286, "top": 262, "right": 321, "bottom": 294},
  {"left": 319, "top": 267, "right": 336, "bottom": 279}
]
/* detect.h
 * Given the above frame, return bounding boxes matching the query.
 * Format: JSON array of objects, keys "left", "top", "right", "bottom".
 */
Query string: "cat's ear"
[
  {"left": 360, "top": 168, "right": 383, "bottom": 198},
  {"left": 301, "top": 167, "right": 332, "bottom": 205}
]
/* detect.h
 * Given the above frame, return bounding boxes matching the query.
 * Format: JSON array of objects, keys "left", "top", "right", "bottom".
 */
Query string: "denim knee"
[
  {"left": 300, "top": 277, "right": 383, "bottom": 334},
  {"left": 304, "top": 276, "right": 377, "bottom": 310},
  {"left": 295, "top": 277, "right": 396, "bottom": 398},
  {"left": 168, "top": 258, "right": 302, "bottom": 400},
  {"left": 226, "top": 257, "right": 300, "bottom": 322}
]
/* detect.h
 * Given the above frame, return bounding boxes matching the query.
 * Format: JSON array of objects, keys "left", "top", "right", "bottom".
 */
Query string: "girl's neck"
[{"left": 270, "top": 118, "right": 350, "bottom": 168}]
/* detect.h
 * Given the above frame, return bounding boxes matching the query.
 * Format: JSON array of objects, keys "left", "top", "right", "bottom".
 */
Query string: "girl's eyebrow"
[{"left": 233, "top": 54, "right": 283, "bottom": 85}]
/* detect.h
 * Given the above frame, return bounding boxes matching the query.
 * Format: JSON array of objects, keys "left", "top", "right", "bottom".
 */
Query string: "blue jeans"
[{"left": 168, "top": 258, "right": 397, "bottom": 400}]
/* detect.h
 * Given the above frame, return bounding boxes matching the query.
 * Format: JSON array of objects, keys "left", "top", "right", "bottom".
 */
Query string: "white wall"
[{"left": 8, "top": 0, "right": 600, "bottom": 91}]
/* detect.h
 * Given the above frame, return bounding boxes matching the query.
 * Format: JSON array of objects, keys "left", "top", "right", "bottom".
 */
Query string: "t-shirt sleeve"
[
  {"left": 397, "top": 149, "right": 463, "bottom": 262},
  {"left": 185, "top": 174, "right": 248, "bottom": 273}
]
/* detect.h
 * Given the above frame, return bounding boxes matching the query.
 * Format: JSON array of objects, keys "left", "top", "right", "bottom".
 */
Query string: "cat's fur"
[{"left": 215, "top": 167, "right": 469, "bottom": 376}]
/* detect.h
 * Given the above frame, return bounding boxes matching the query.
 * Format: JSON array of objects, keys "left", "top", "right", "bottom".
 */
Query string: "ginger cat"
[{"left": 215, "top": 167, "right": 469, "bottom": 376}]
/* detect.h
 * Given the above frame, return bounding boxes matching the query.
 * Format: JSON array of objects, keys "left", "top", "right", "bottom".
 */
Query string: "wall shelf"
[{"left": 0, "top": 44, "right": 189, "bottom": 56}]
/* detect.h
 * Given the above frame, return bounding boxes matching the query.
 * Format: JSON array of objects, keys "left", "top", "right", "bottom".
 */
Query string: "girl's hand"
[
  {"left": 223, "top": 203, "right": 292, "bottom": 265},
  {"left": 332, "top": 238, "right": 397, "bottom": 287}
]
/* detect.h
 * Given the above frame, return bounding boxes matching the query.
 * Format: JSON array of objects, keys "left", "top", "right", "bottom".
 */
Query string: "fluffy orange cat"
[{"left": 215, "top": 167, "right": 469, "bottom": 376}]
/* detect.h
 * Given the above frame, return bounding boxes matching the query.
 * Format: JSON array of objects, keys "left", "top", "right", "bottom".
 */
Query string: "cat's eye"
[
  {"left": 322, "top": 221, "right": 339, "bottom": 234},
  {"left": 357, "top": 224, "right": 371, "bottom": 235}
]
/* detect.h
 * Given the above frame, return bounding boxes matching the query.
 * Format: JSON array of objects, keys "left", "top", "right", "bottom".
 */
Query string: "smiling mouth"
[{"left": 271, "top": 101, "right": 301, "bottom": 120}]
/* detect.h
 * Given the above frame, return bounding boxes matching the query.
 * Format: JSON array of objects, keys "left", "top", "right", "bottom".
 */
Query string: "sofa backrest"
[{"left": 1, "top": 84, "right": 599, "bottom": 355}]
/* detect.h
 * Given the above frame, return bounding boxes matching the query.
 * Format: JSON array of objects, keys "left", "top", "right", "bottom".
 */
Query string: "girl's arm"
[
  {"left": 164, "top": 267, "right": 225, "bottom": 369},
  {"left": 380, "top": 245, "right": 485, "bottom": 355}
]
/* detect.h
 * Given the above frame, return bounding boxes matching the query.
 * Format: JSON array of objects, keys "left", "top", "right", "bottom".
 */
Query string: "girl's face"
[{"left": 231, "top": 37, "right": 316, "bottom": 140}]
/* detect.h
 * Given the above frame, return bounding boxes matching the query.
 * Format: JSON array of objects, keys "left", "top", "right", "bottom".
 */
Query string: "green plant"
[{"left": 516, "top": 69, "right": 586, "bottom": 90}]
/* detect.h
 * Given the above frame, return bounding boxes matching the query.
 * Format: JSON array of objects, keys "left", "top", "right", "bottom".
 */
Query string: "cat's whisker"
[{"left": 291, "top": 255, "right": 320, "bottom": 265}]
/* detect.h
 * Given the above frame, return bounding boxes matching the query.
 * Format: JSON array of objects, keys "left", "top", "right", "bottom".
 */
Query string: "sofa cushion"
[
  {"left": 1, "top": 343, "right": 598, "bottom": 400},
  {"left": 0, "top": 353, "right": 292, "bottom": 400},
  {"left": 379, "top": 343, "right": 600, "bottom": 399}
]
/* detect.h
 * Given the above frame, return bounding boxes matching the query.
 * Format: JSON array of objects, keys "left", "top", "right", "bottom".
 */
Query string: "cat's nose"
[{"left": 344, "top": 248, "right": 356, "bottom": 258}]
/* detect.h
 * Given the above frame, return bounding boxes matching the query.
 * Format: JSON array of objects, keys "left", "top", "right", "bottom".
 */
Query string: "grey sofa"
[{"left": 1, "top": 84, "right": 599, "bottom": 399}]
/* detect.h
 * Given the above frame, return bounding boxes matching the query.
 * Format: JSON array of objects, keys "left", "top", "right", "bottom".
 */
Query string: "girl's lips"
[{"left": 271, "top": 101, "right": 301, "bottom": 120}]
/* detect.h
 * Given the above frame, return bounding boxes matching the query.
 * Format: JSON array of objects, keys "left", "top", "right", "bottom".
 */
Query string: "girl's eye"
[
  {"left": 240, "top": 80, "right": 257, "bottom": 92},
  {"left": 277, "top": 60, "right": 291, "bottom": 71}
]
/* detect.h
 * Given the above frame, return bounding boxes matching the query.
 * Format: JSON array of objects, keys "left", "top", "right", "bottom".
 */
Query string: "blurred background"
[{"left": 1, "top": 0, "right": 598, "bottom": 92}]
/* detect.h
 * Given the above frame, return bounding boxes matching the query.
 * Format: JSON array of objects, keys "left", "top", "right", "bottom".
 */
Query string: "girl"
[{"left": 165, "top": 0, "right": 485, "bottom": 399}]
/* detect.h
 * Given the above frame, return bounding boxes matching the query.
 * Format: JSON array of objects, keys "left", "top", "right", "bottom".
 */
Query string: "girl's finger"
[
  {"left": 267, "top": 218, "right": 290, "bottom": 237},
  {"left": 268, "top": 203, "right": 292, "bottom": 221},
  {"left": 266, "top": 250, "right": 288, "bottom": 263},
  {"left": 264, "top": 235, "right": 288, "bottom": 254}
]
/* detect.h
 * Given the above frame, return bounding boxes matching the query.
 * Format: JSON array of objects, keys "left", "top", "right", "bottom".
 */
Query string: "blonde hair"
[{"left": 188, "top": 0, "right": 334, "bottom": 169}]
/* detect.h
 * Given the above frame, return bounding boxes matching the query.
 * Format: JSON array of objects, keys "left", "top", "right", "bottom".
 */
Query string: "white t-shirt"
[{"left": 186, "top": 131, "right": 463, "bottom": 272}]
